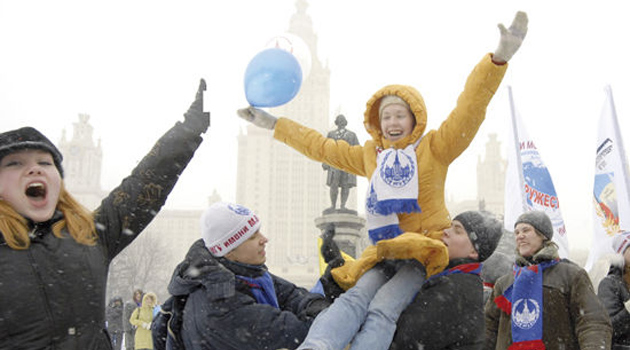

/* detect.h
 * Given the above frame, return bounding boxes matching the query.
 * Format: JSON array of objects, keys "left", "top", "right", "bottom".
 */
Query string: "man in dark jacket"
[
  {"left": 389, "top": 211, "right": 503, "bottom": 350},
  {"left": 166, "top": 202, "right": 330, "bottom": 350},
  {"left": 598, "top": 231, "right": 630, "bottom": 349},
  {"left": 106, "top": 297, "right": 124, "bottom": 350}
]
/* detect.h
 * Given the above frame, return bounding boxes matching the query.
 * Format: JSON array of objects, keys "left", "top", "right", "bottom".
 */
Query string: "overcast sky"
[{"left": 2, "top": 1, "right": 630, "bottom": 252}]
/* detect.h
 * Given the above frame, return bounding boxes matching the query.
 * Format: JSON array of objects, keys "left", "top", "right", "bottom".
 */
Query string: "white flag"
[
  {"left": 585, "top": 86, "right": 630, "bottom": 271},
  {"left": 504, "top": 86, "right": 569, "bottom": 258}
]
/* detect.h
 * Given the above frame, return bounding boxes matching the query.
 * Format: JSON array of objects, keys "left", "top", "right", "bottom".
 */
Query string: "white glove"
[
  {"left": 142, "top": 322, "right": 152, "bottom": 330},
  {"left": 625, "top": 299, "right": 630, "bottom": 313},
  {"left": 493, "top": 11, "right": 528, "bottom": 64},
  {"left": 237, "top": 106, "right": 278, "bottom": 130}
]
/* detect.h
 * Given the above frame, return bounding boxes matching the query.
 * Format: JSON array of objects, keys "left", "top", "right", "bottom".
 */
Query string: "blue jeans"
[{"left": 298, "top": 260, "right": 426, "bottom": 350}]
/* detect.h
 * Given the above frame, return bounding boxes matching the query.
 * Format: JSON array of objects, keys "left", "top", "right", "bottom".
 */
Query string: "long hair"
[{"left": 0, "top": 183, "right": 97, "bottom": 249}]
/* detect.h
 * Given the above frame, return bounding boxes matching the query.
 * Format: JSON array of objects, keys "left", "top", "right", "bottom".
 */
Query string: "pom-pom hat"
[
  {"left": 201, "top": 202, "right": 261, "bottom": 257},
  {"left": 0, "top": 127, "right": 64, "bottom": 177}
]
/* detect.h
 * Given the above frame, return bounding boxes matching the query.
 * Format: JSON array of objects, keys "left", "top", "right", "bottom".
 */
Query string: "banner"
[
  {"left": 585, "top": 86, "right": 630, "bottom": 271},
  {"left": 504, "top": 87, "right": 569, "bottom": 258}
]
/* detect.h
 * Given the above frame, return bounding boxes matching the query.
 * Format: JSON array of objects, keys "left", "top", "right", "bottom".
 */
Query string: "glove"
[
  {"left": 183, "top": 78, "right": 211, "bottom": 134},
  {"left": 321, "top": 224, "right": 343, "bottom": 267},
  {"left": 625, "top": 299, "right": 630, "bottom": 313},
  {"left": 320, "top": 264, "right": 345, "bottom": 302},
  {"left": 237, "top": 106, "right": 278, "bottom": 130},
  {"left": 493, "top": 11, "right": 528, "bottom": 64},
  {"left": 142, "top": 322, "right": 151, "bottom": 330}
]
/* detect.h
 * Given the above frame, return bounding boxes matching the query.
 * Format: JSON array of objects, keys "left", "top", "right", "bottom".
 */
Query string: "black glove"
[
  {"left": 320, "top": 224, "right": 343, "bottom": 266},
  {"left": 319, "top": 264, "right": 345, "bottom": 302},
  {"left": 319, "top": 225, "right": 346, "bottom": 301},
  {"left": 183, "top": 78, "right": 211, "bottom": 134}
]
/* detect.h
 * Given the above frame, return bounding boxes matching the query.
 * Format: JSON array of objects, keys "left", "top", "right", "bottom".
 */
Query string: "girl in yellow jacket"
[
  {"left": 238, "top": 12, "right": 527, "bottom": 350},
  {"left": 129, "top": 292, "right": 157, "bottom": 350}
]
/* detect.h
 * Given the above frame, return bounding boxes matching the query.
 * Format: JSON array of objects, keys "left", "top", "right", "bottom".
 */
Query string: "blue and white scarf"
[
  {"left": 366, "top": 142, "right": 421, "bottom": 244},
  {"left": 494, "top": 259, "right": 559, "bottom": 350}
]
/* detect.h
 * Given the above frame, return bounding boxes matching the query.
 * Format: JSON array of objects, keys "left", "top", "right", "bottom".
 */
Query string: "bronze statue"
[{"left": 323, "top": 115, "right": 359, "bottom": 212}]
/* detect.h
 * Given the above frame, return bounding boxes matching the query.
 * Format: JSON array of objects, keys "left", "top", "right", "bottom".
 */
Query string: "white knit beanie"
[
  {"left": 612, "top": 231, "right": 630, "bottom": 255},
  {"left": 201, "top": 202, "right": 261, "bottom": 257}
]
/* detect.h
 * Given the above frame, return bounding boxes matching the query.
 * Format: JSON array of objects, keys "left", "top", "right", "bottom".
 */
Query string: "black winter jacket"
[
  {"left": 0, "top": 120, "right": 205, "bottom": 350},
  {"left": 390, "top": 258, "right": 485, "bottom": 350},
  {"left": 169, "top": 239, "right": 330, "bottom": 350},
  {"left": 598, "top": 263, "right": 630, "bottom": 347}
]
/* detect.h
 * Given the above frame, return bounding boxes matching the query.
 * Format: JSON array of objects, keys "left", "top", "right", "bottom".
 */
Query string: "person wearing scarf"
[
  {"left": 597, "top": 231, "right": 630, "bottom": 349},
  {"left": 238, "top": 12, "right": 527, "bottom": 350},
  {"left": 484, "top": 211, "right": 612, "bottom": 350},
  {"left": 390, "top": 211, "right": 503, "bottom": 350},
  {"left": 164, "top": 202, "right": 330, "bottom": 350}
]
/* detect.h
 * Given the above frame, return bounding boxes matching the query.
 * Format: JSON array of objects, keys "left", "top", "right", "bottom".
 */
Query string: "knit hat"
[
  {"left": 612, "top": 231, "right": 630, "bottom": 254},
  {"left": 378, "top": 95, "right": 410, "bottom": 117},
  {"left": 453, "top": 211, "right": 503, "bottom": 262},
  {"left": 514, "top": 211, "right": 553, "bottom": 240},
  {"left": 201, "top": 202, "right": 261, "bottom": 257},
  {"left": 0, "top": 127, "right": 64, "bottom": 177}
]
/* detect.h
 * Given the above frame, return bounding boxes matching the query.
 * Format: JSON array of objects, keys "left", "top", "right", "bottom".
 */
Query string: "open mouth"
[{"left": 25, "top": 182, "right": 47, "bottom": 200}]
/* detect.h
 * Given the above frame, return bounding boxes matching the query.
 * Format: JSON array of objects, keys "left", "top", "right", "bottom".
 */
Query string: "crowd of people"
[{"left": 2, "top": 9, "right": 630, "bottom": 350}]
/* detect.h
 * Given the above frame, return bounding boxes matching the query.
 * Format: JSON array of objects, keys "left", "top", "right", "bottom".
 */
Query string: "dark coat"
[
  {"left": 105, "top": 298, "right": 124, "bottom": 333},
  {"left": 484, "top": 244, "right": 612, "bottom": 350},
  {"left": 598, "top": 261, "right": 630, "bottom": 346},
  {"left": 169, "top": 239, "right": 330, "bottom": 350},
  {"left": 0, "top": 121, "right": 205, "bottom": 350},
  {"left": 390, "top": 258, "right": 485, "bottom": 350}
]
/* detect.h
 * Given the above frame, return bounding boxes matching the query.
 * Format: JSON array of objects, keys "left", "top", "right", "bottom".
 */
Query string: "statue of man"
[{"left": 323, "top": 115, "right": 359, "bottom": 211}]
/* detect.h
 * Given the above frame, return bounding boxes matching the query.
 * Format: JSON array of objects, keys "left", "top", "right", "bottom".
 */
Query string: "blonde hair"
[
  {"left": 0, "top": 183, "right": 97, "bottom": 250},
  {"left": 142, "top": 292, "right": 158, "bottom": 308}
]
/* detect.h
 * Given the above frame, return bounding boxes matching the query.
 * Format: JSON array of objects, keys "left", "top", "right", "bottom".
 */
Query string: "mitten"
[
  {"left": 625, "top": 299, "right": 630, "bottom": 313},
  {"left": 493, "top": 11, "right": 528, "bottom": 64},
  {"left": 237, "top": 106, "right": 277, "bottom": 130},
  {"left": 183, "top": 79, "right": 211, "bottom": 134}
]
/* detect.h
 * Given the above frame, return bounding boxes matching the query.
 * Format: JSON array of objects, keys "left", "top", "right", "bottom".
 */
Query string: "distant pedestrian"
[
  {"left": 124, "top": 289, "right": 144, "bottom": 350},
  {"left": 106, "top": 296, "right": 125, "bottom": 350},
  {"left": 130, "top": 292, "right": 158, "bottom": 350}
]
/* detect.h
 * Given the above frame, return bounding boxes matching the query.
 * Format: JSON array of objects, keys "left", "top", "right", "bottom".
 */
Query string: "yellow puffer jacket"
[{"left": 274, "top": 53, "right": 508, "bottom": 290}]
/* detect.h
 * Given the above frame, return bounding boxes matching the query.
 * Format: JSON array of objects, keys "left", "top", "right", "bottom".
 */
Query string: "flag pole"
[{"left": 508, "top": 86, "right": 528, "bottom": 212}]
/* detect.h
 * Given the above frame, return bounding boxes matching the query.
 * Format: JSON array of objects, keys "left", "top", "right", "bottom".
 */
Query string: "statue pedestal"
[{"left": 315, "top": 212, "right": 366, "bottom": 258}]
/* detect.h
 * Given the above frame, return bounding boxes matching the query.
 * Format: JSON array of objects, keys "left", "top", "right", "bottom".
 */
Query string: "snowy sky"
[{"left": 2, "top": 1, "right": 630, "bottom": 252}]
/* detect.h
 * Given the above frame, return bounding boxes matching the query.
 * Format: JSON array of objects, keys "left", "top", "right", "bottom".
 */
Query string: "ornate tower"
[
  {"left": 58, "top": 114, "right": 105, "bottom": 210},
  {"left": 236, "top": 0, "right": 330, "bottom": 286},
  {"left": 477, "top": 133, "right": 506, "bottom": 215}
]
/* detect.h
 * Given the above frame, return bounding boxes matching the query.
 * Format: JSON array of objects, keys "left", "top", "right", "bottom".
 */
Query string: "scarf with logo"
[
  {"left": 494, "top": 259, "right": 559, "bottom": 350},
  {"left": 366, "top": 142, "right": 421, "bottom": 243}
]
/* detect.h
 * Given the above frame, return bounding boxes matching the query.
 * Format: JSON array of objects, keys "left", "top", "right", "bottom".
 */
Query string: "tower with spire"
[
  {"left": 236, "top": 0, "right": 331, "bottom": 286},
  {"left": 57, "top": 114, "right": 106, "bottom": 210}
]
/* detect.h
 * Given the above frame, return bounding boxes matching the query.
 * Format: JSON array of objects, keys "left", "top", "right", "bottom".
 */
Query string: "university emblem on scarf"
[
  {"left": 512, "top": 298, "right": 540, "bottom": 330},
  {"left": 380, "top": 151, "right": 414, "bottom": 187}
]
